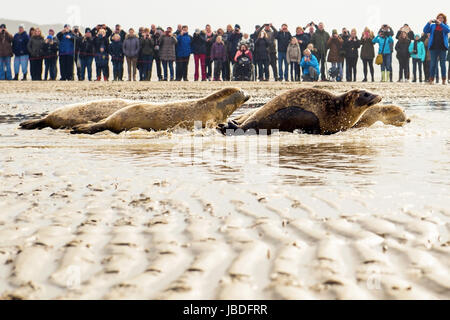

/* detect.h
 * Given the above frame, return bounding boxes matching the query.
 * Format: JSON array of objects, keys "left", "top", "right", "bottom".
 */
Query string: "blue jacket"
[
  {"left": 57, "top": 31, "right": 75, "bottom": 56},
  {"left": 423, "top": 22, "right": 449, "bottom": 49},
  {"left": 13, "top": 32, "right": 29, "bottom": 56},
  {"left": 300, "top": 54, "right": 320, "bottom": 75},
  {"left": 372, "top": 36, "right": 393, "bottom": 54},
  {"left": 408, "top": 39, "right": 426, "bottom": 62},
  {"left": 176, "top": 33, "right": 192, "bottom": 58}
]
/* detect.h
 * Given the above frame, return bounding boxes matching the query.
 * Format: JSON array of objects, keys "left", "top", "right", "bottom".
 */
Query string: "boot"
[
  {"left": 22, "top": 73, "right": 27, "bottom": 81},
  {"left": 381, "top": 71, "right": 386, "bottom": 82},
  {"left": 443, "top": 78, "right": 447, "bottom": 85},
  {"left": 429, "top": 77, "right": 434, "bottom": 84},
  {"left": 104, "top": 76, "right": 108, "bottom": 82},
  {"left": 96, "top": 76, "right": 101, "bottom": 81},
  {"left": 389, "top": 71, "right": 392, "bottom": 82},
  {"left": 13, "top": 74, "right": 18, "bottom": 81}
]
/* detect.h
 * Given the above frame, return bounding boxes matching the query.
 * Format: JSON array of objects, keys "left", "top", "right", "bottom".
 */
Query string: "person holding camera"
[
  {"left": 205, "top": 24, "right": 215, "bottom": 81},
  {"left": 175, "top": 25, "right": 192, "bottom": 81},
  {"left": 93, "top": 28, "right": 110, "bottom": 81},
  {"left": 311, "top": 22, "right": 330, "bottom": 81},
  {"left": 395, "top": 31, "right": 411, "bottom": 82},
  {"left": 327, "top": 29, "right": 344, "bottom": 81},
  {"left": 192, "top": 29, "right": 207, "bottom": 81},
  {"left": 373, "top": 26, "right": 394, "bottom": 82},
  {"left": 360, "top": 27, "right": 375, "bottom": 82},
  {"left": 396, "top": 24, "right": 415, "bottom": 41},
  {"left": 27, "top": 27, "right": 45, "bottom": 81},
  {"left": 57, "top": 24, "right": 75, "bottom": 81},
  {"left": 343, "top": 28, "right": 360, "bottom": 82},
  {"left": 254, "top": 31, "right": 270, "bottom": 81},
  {"left": 409, "top": 34, "right": 426, "bottom": 82},
  {"left": 423, "top": 13, "right": 449, "bottom": 84},
  {"left": 0, "top": 24, "right": 13, "bottom": 80},
  {"left": 300, "top": 48, "right": 320, "bottom": 82},
  {"left": 254, "top": 23, "right": 278, "bottom": 81},
  {"left": 71, "top": 26, "right": 83, "bottom": 80},
  {"left": 78, "top": 28, "right": 95, "bottom": 81},
  {"left": 159, "top": 27, "right": 177, "bottom": 81},
  {"left": 42, "top": 35, "right": 58, "bottom": 81},
  {"left": 139, "top": 29, "right": 155, "bottom": 81}
]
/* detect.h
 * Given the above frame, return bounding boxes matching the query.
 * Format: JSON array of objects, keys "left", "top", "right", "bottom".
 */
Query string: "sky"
[{"left": 1, "top": 0, "right": 448, "bottom": 36}]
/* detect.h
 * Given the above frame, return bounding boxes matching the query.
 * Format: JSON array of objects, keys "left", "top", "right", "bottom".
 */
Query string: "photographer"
[
  {"left": 373, "top": 26, "right": 394, "bottom": 82},
  {"left": 395, "top": 31, "right": 411, "bottom": 82},
  {"left": 423, "top": 13, "right": 449, "bottom": 84},
  {"left": 139, "top": 29, "right": 154, "bottom": 81},
  {"left": 396, "top": 24, "right": 415, "bottom": 41},
  {"left": 205, "top": 24, "right": 215, "bottom": 81},
  {"left": 27, "top": 27, "right": 45, "bottom": 80},
  {"left": 254, "top": 23, "right": 278, "bottom": 81},
  {"left": 0, "top": 24, "right": 13, "bottom": 80},
  {"left": 42, "top": 35, "right": 58, "bottom": 81},
  {"left": 13, "top": 24, "right": 30, "bottom": 80},
  {"left": 192, "top": 29, "right": 207, "bottom": 81},
  {"left": 79, "top": 28, "right": 95, "bottom": 81},
  {"left": 300, "top": 48, "right": 320, "bottom": 82},
  {"left": 72, "top": 26, "right": 83, "bottom": 80},
  {"left": 327, "top": 29, "right": 344, "bottom": 81},
  {"left": 57, "top": 24, "right": 75, "bottom": 80},
  {"left": 343, "top": 28, "right": 360, "bottom": 82},
  {"left": 360, "top": 28, "right": 375, "bottom": 82}
]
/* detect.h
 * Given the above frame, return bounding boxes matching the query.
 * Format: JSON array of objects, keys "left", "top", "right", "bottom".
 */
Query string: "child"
[
  {"left": 109, "top": 34, "right": 124, "bottom": 81},
  {"left": 42, "top": 35, "right": 58, "bottom": 80},
  {"left": 210, "top": 36, "right": 226, "bottom": 81},
  {"left": 409, "top": 34, "right": 425, "bottom": 82},
  {"left": 94, "top": 28, "right": 109, "bottom": 81},
  {"left": 287, "top": 37, "right": 301, "bottom": 81}
]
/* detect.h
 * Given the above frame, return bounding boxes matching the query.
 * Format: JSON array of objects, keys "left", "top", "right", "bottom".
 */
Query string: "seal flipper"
[
  {"left": 70, "top": 121, "right": 110, "bottom": 135},
  {"left": 217, "top": 120, "right": 240, "bottom": 135},
  {"left": 242, "top": 107, "right": 321, "bottom": 134},
  {"left": 19, "top": 118, "right": 48, "bottom": 130}
]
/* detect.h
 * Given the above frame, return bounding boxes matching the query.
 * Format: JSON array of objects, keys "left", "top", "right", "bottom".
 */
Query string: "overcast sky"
[{"left": 1, "top": 0, "right": 448, "bottom": 35}]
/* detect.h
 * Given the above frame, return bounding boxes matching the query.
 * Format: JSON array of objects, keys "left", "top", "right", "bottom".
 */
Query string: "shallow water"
[{"left": 0, "top": 93, "right": 449, "bottom": 299}]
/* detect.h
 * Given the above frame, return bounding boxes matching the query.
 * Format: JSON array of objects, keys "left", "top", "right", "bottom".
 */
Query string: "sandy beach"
[{"left": 0, "top": 81, "right": 449, "bottom": 300}]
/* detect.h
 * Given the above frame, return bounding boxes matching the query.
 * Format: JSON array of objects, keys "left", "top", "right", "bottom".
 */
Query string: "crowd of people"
[{"left": 0, "top": 13, "right": 449, "bottom": 84}]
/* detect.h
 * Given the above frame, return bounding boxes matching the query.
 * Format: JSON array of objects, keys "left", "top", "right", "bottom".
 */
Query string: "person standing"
[
  {"left": 93, "top": 28, "right": 110, "bottom": 81},
  {"left": 57, "top": 24, "right": 75, "bottom": 81},
  {"left": 286, "top": 37, "right": 301, "bottom": 82},
  {"left": 395, "top": 31, "right": 412, "bottom": 82},
  {"left": 423, "top": 13, "right": 449, "bottom": 84},
  {"left": 123, "top": 28, "right": 140, "bottom": 81},
  {"left": 327, "top": 30, "right": 344, "bottom": 81},
  {"left": 139, "top": 29, "right": 155, "bottom": 81},
  {"left": 360, "top": 28, "right": 375, "bottom": 82},
  {"left": 254, "top": 31, "right": 270, "bottom": 81},
  {"left": 311, "top": 22, "right": 330, "bottom": 81},
  {"left": 12, "top": 24, "right": 29, "bottom": 80},
  {"left": 152, "top": 27, "right": 163, "bottom": 81},
  {"left": 373, "top": 28, "right": 394, "bottom": 82},
  {"left": 275, "top": 24, "right": 292, "bottom": 81},
  {"left": 343, "top": 28, "right": 360, "bottom": 82},
  {"left": 409, "top": 34, "right": 426, "bottom": 82},
  {"left": 254, "top": 23, "right": 278, "bottom": 81},
  {"left": 72, "top": 26, "right": 83, "bottom": 80},
  {"left": 396, "top": 24, "right": 415, "bottom": 41},
  {"left": 159, "top": 27, "right": 177, "bottom": 81},
  {"left": 192, "top": 29, "right": 207, "bottom": 81},
  {"left": 227, "top": 25, "right": 243, "bottom": 79},
  {"left": 78, "top": 28, "right": 95, "bottom": 81},
  {"left": 0, "top": 24, "right": 13, "bottom": 80},
  {"left": 27, "top": 27, "right": 44, "bottom": 80},
  {"left": 210, "top": 35, "right": 227, "bottom": 81},
  {"left": 111, "top": 24, "right": 126, "bottom": 42},
  {"left": 42, "top": 35, "right": 58, "bottom": 80},
  {"left": 109, "top": 34, "right": 124, "bottom": 81},
  {"left": 176, "top": 25, "right": 192, "bottom": 81},
  {"left": 205, "top": 24, "right": 215, "bottom": 81}
]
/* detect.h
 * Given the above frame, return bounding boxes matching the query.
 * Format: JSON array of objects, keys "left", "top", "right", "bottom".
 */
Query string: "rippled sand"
[{"left": 0, "top": 82, "right": 449, "bottom": 300}]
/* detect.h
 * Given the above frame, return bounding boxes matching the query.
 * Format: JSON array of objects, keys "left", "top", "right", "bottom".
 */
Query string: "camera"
[{"left": 431, "top": 20, "right": 437, "bottom": 23}]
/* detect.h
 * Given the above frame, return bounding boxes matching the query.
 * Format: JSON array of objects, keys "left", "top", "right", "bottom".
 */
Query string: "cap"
[
  {"left": 85, "top": 28, "right": 91, "bottom": 34},
  {"left": 64, "top": 24, "right": 71, "bottom": 29},
  {"left": 0, "top": 24, "right": 6, "bottom": 29},
  {"left": 255, "top": 25, "right": 261, "bottom": 29},
  {"left": 235, "top": 24, "right": 240, "bottom": 29}
]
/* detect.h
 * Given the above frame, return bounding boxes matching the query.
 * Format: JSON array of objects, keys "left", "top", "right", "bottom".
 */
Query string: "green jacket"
[{"left": 311, "top": 29, "right": 330, "bottom": 56}]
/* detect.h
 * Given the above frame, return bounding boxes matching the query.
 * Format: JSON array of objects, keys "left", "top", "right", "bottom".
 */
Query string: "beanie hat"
[
  {"left": 0, "top": 24, "right": 6, "bottom": 29},
  {"left": 332, "top": 29, "right": 338, "bottom": 35},
  {"left": 64, "top": 24, "right": 71, "bottom": 29},
  {"left": 235, "top": 24, "right": 240, "bottom": 29},
  {"left": 85, "top": 28, "right": 91, "bottom": 34}
]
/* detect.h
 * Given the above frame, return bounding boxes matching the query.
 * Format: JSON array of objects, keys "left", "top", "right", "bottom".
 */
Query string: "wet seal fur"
[
  {"left": 71, "top": 88, "right": 250, "bottom": 134},
  {"left": 219, "top": 88, "right": 382, "bottom": 135},
  {"left": 353, "top": 105, "right": 410, "bottom": 128},
  {"left": 19, "top": 99, "right": 133, "bottom": 130}
]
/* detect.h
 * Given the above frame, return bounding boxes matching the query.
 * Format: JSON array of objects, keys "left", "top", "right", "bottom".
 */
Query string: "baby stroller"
[
  {"left": 232, "top": 52, "right": 254, "bottom": 81},
  {"left": 328, "top": 65, "right": 341, "bottom": 82}
]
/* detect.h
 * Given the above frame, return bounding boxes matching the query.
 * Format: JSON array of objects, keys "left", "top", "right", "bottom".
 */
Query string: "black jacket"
[
  {"left": 192, "top": 32, "right": 207, "bottom": 55},
  {"left": 275, "top": 30, "right": 292, "bottom": 53},
  {"left": 93, "top": 35, "right": 109, "bottom": 54},
  {"left": 343, "top": 37, "right": 360, "bottom": 59},
  {"left": 395, "top": 38, "right": 411, "bottom": 60},
  {"left": 79, "top": 37, "right": 95, "bottom": 57},
  {"left": 109, "top": 40, "right": 124, "bottom": 60},
  {"left": 41, "top": 41, "right": 58, "bottom": 59},
  {"left": 254, "top": 38, "right": 269, "bottom": 62}
]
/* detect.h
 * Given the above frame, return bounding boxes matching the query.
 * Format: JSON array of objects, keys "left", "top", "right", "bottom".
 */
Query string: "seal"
[
  {"left": 233, "top": 104, "right": 410, "bottom": 129},
  {"left": 19, "top": 99, "right": 133, "bottom": 130},
  {"left": 353, "top": 105, "right": 410, "bottom": 128},
  {"left": 219, "top": 88, "right": 382, "bottom": 135},
  {"left": 71, "top": 88, "right": 250, "bottom": 134}
]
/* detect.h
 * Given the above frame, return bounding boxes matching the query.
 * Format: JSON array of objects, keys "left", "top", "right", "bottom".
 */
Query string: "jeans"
[
  {"left": 381, "top": 53, "right": 392, "bottom": 72},
  {"left": 14, "top": 54, "right": 29, "bottom": 76},
  {"left": 257, "top": 60, "right": 269, "bottom": 80},
  {"left": 194, "top": 54, "right": 206, "bottom": 81},
  {"left": 162, "top": 60, "right": 174, "bottom": 80},
  {"left": 44, "top": 58, "right": 57, "bottom": 80},
  {"left": 112, "top": 59, "right": 124, "bottom": 80},
  {"left": 176, "top": 57, "right": 189, "bottom": 81},
  {"left": 95, "top": 57, "right": 109, "bottom": 79},
  {"left": 345, "top": 57, "right": 357, "bottom": 81},
  {"left": 213, "top": 60, "right": 223, "bottom": 80},
  {"left": 0, "top": 56, "right": 12, "bottom": 80},
  {"left": 429, "top": 50, "right": 447, "bottom": 80},
  {"left": 278, "top": 52, "right": 288, "bottom": 80},
  {"left": 412, "top": 58, "right": 423, "bottom": 81},
  {"left": 290, "top": 62, "right": 299, "bottom": 81},
  {"left": 80, "top": 56, "right": 93, "bottom": 81},
  {"left": 331, "top": 62, "right": 343, "bottom": 80},
  {"left": 140, "top": 55, "right": 153, "bottom": 80}
]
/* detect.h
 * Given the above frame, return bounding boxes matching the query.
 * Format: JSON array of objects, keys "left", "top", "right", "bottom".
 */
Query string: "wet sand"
[{"left": 0, "top": 81, "right": 449, "bottom": 300}]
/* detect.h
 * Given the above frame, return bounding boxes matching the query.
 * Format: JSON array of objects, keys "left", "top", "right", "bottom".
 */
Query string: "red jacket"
[{"left": 234, "top": 49, "right": 252, "bottom": 62}]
